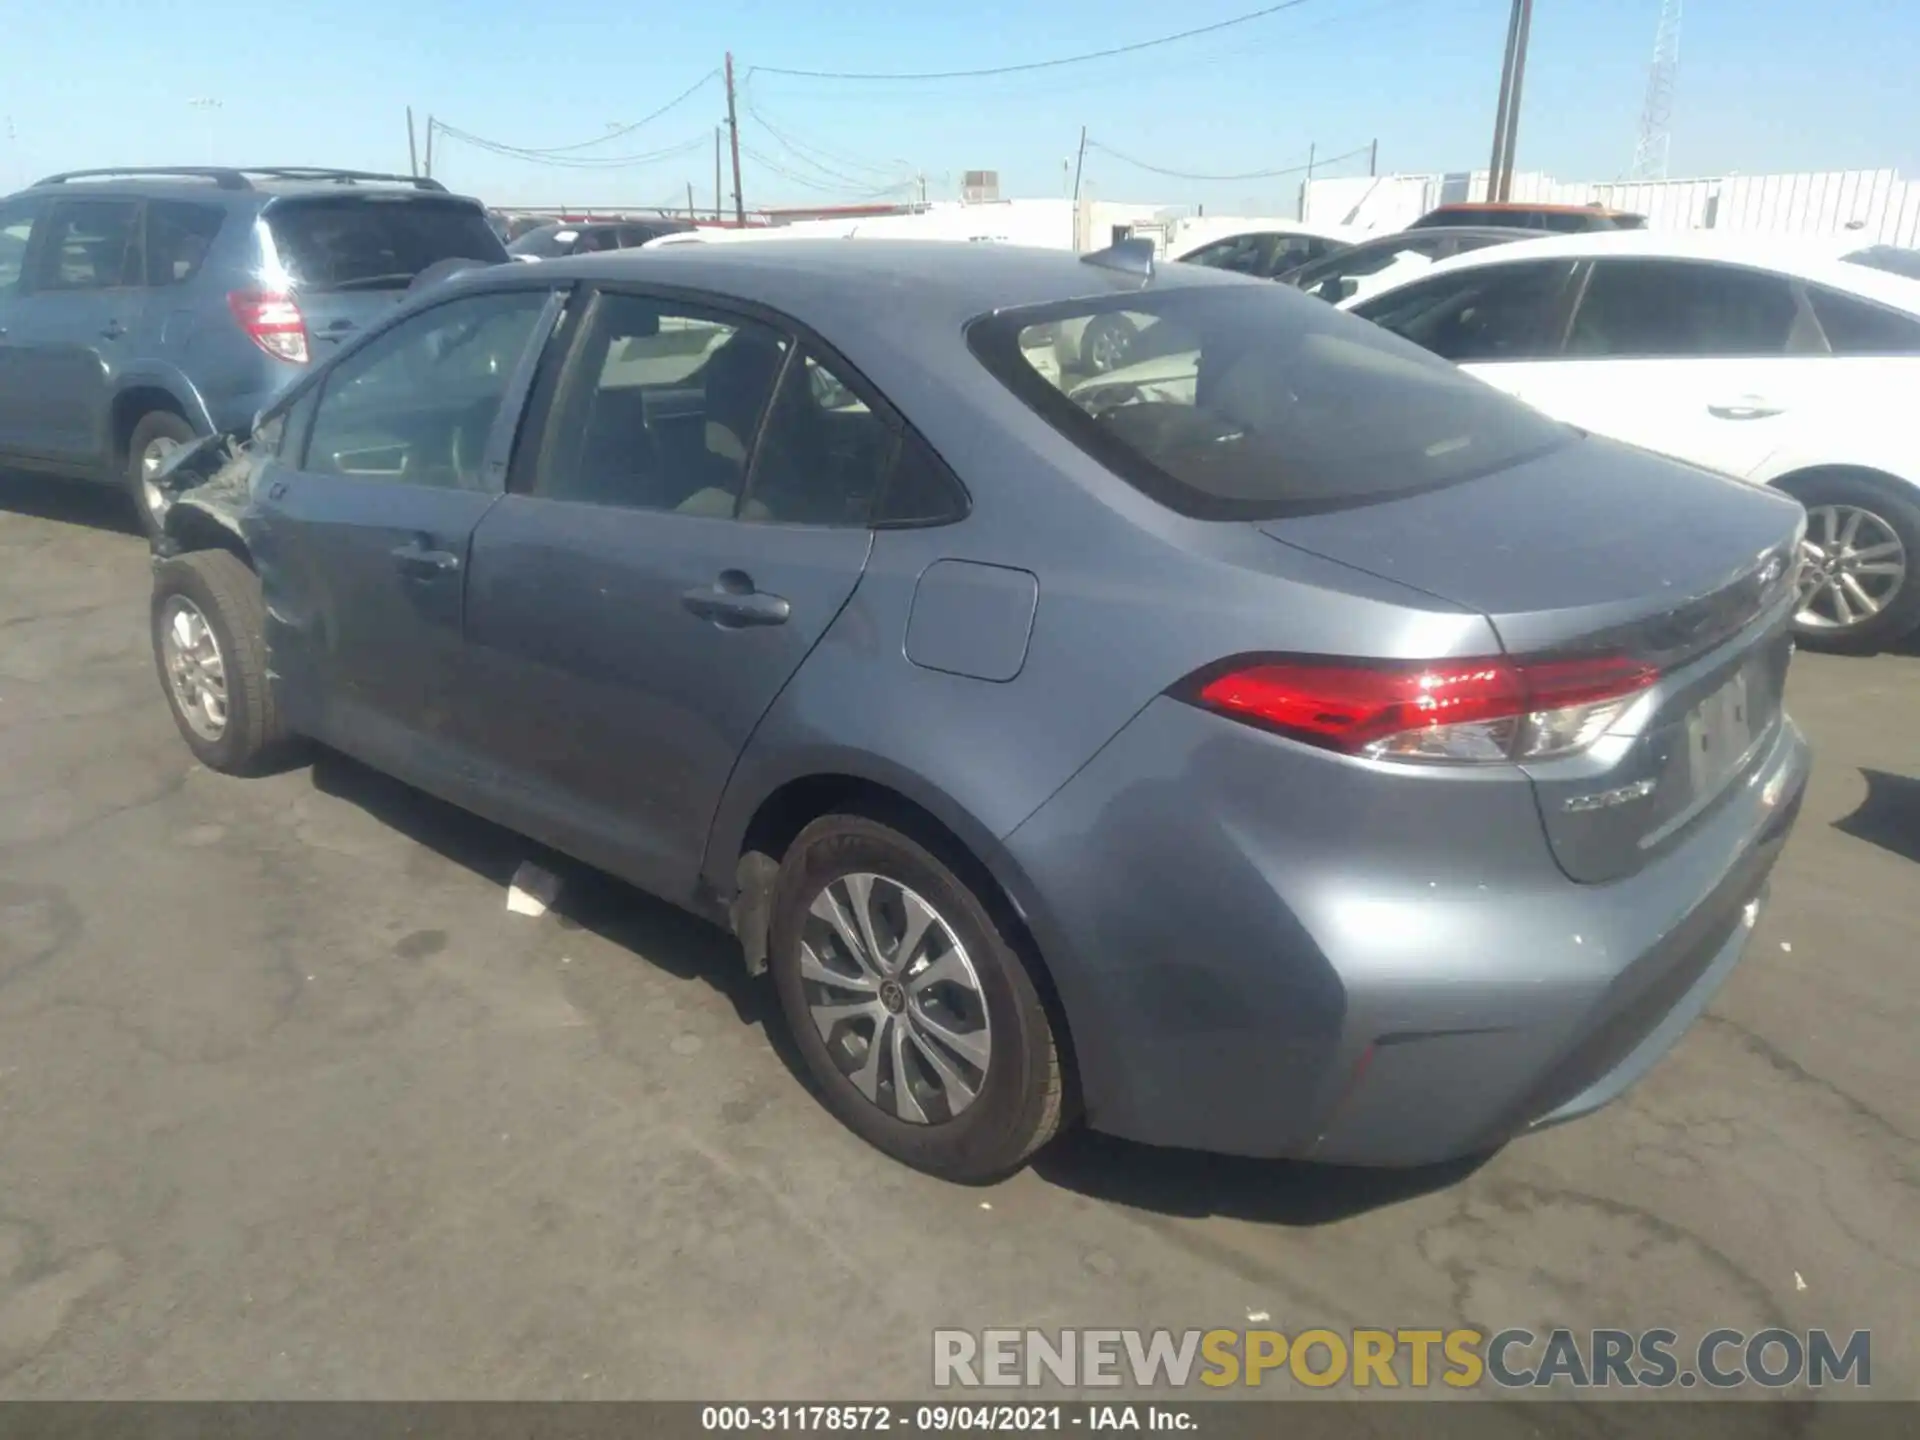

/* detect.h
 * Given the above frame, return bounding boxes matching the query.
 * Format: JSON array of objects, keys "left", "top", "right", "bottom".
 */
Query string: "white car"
[
  {"left": 1344, "top": 231, "right": 1920, "bottom": 649},
  {"left": 1054, "top": 223, "right": 1357, "bottom": 376}
]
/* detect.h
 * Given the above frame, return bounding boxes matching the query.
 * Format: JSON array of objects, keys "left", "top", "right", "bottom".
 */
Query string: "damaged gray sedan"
[{"left": 147, "top": 242, "right": 1809, "bottom": 1181}]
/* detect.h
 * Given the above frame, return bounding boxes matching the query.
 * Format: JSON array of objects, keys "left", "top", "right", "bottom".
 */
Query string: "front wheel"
[
  {"left": 768, "top": 814, "right": 1066, "bottom": 1182},
  {"left": 1788, "top": 473, "right": 1920, "bottom": 652},
  {"left": 151, "top": 550, "right": 292, "bottom": 774}
]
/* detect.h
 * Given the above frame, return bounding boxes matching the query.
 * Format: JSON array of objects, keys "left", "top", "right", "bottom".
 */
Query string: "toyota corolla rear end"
[{"left": 969, "top": 274, "right": 1811, "bottom": 1164}]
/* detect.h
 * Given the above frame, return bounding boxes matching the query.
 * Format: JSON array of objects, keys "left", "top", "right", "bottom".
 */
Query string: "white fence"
[{"left": 1303, "top": 169, "right": 1920, "bottom": 246}]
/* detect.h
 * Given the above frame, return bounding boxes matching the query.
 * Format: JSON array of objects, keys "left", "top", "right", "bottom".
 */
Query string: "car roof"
[
  {"left": 1365, "top": 227, "right": 1920, "bottom": 312},
  {"left": 1356, "top": 224, "right": 1553, "bottom": 245},
  {"left": 14, "top": 174, "right": 482, "bottom": 207},
  {"left": 477, "top": 238, "right": 1245, "bottom": 331},
  {"left": 1429, "top": 202, "right": 1638, "bottom": 216}
]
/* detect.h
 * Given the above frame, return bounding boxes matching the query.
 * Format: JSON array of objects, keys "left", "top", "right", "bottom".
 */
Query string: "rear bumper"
[{"left": 1002, "top": 697, "right": 1810, "bottom": 1165}]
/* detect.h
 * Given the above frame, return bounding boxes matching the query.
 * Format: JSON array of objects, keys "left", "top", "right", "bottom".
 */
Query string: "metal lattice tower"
[{"left": 1630, "top": 0, "right": 1682, "bottom": 181}]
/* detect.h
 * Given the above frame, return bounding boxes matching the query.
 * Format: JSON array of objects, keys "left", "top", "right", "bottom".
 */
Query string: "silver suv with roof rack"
[{"left": 0, "top": 165, "right": 508, "bottom": 534}]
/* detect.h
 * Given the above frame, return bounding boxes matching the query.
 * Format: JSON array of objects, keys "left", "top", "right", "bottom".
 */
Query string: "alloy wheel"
[
  {"left": 1797, "top": 504, "right": 1907, "bottom": 631},
  {"left": 798, "top": 872, "right": 992, "bottom": 1125},
  {"left": 1086, "top": 319, "right": 1134, "bottom": 374},
  {"left": 160, "top": 596, "right": 229, "bottom": 740}
]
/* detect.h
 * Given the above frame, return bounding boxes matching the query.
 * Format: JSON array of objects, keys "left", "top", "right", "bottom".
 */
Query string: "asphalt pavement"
[{"left": 1, "top": 472, "right": 1915, "bottom": 1402}]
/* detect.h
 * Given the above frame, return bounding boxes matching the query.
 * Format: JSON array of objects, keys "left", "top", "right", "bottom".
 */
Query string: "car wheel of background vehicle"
[
  {"left": 127, "top": 410, "right": 197, "bottom": 540},
  {"left": 768, "top": 813, "right": 1065, "bottom": 1182},
  {"left": 1784, "top": 472, "right": 1920, "bottom": 652},
  {"left": 1079, "top": 314, "right": 1139, "bottom": 375},
  {"left": 150, "top": 550, "right": 290, "bottom": 774}
]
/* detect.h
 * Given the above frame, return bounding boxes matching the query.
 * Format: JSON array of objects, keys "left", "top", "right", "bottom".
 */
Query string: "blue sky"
[{"left": 5, "top": 0, "right": 1916, "bottom": 211}]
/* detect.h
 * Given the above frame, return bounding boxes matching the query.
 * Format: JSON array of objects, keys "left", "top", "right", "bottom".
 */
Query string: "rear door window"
[
  {"left": 1567, "top": 260, "right": 1805, "bottom": 358},
  {"left": 144, "top": 200, "right": 225, "bottom": 286},
  {"left": 266, "top": 198, "right": 506, "bottom": 292},
  {"left": 0, "top": 195, "right": 45, "bottom": 293},
  {"left": 969, "top": 284, "right": 1570, "bottom": 520},
  {"left": 1353, "top": 259, "right": 1576, "bottom": 363},
  {"left": 35, "top": 199, "right": 142, "bottom": 291},
  {"left": 1807, "top": 285, "right": 1920, "bottom": 355}
]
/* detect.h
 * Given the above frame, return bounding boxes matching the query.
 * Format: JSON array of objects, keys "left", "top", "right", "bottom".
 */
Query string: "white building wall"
[{"left": 1303, "top": 168, "right": 1920, "bottom": 245}]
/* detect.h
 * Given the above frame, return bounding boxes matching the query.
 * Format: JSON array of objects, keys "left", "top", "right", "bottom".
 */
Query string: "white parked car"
[
  {"left": 1343, "top": 231, "right": 1920, "bottom": 649},
  {"left": 1054, "top": 222, "right": 1357, "bottom": 376}
]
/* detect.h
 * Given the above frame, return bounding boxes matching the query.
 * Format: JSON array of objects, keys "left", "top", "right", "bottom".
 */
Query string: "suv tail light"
[
  {"left": 1186, "top": 654, "right": 1658, "bottom": 764},
  {"left": 227, "top": 291, "right": 309, "bottom": 364}
]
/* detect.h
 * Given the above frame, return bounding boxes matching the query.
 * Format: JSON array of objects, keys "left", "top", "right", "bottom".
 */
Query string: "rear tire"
[
  {"left": 1079, "top": 313, "right": 1139, "bottom": 375},
  {"left": 1781, "top": 472, "right": 1920, "bottom": 652},
  {"left": 151, "top": 550, "right": 291, "bottom": 775},
  {"left": 127, "top": 409, "right": 197, "bottom": 541},
  {"left": 768, "top": 814, "right": 1065, "bottom": 1182}
]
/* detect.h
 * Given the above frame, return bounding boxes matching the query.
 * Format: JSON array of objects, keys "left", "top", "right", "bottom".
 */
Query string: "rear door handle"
[
  {"left": 1708, "top": 397, "right": 1783, "bottom": 420},
  {"left": 681, "top": 578, "right": 791, "bottom": 628},
  {"left": 391, "top": 541, "right": 461, "bottom": 577}
]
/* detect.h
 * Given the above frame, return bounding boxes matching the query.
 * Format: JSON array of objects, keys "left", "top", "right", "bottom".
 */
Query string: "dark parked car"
[
  {"left": 0, "top": 166, "right": 508, "bottom": 534},
  {"left": 1282, "top": 224, "right": 1549, "bottom": 304},
  {"left": 508, "top": 218, "right": 694, "bottom": 261},
  {"left": 1410, "top": 202, "right": 1646, "bottom": 233},
  {"left": 148, "top": 240, "right": 1810, "bottom": 1181}
]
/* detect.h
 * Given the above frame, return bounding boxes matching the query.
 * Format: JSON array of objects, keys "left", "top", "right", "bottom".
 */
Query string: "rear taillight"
[
  {"left": 1188, "top": 654, "right": 1658, "bottom": 764},
  {"left": 227, "top": 291, "right": 309, "bottom": 364}
]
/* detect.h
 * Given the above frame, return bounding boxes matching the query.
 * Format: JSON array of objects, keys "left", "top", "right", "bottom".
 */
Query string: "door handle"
[
  {"left": 681, "top": 576, "right": 791, "bottom": 628},
  {"left": 100, "top": 321, "right": 127, "bottom": 340},
  {"left": 1707, "top": 397, "right": 1783, "bottom": 420},
  {"left": 391, "top": 541, "right": 461, "bottom": 577}
]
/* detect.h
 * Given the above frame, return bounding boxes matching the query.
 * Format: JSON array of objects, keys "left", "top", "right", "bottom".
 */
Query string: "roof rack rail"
[
  {"left": 35, "top": 166, "right": 252, "bottom": 189},
  {"left": 33, "top": 165, "right": 449, "bottom": 194},
  {"left": 240, "top": 167, "right": 448, "bottom": 192},
  {"left": 1080, "top": 235, "right": 1155, "bottom": 282}
]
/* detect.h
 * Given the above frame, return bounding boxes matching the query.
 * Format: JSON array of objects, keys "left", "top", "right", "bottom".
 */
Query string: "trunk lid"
[
  {"left": 1260, "top": 435, "right": 1805, "bottom": 882},
  {"left": 262, "top": 194, "right": 509, "bottom": 355}
]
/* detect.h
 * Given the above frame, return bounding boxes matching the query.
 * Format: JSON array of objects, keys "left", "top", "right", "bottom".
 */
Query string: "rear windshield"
[
  {"left": 266, "top": 197, "right": 508, "bottom": 292},
  {"left": 967, "top": 283, "right": 1570, "bottom": 520},
  {"left": 1845, "top": 245, "right": 1920, "bottom": 282},
  {"left": 507, "top": 225, "right": 577, "bottom": 258}
]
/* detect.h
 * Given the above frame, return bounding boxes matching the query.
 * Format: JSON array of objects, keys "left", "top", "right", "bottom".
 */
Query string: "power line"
[
  {"left": 736, "top": 142, "right": 918, "bottom": 200},
  {"left": 1084, "top": 138, "right": 1371, "bottom": 182},
  {"left": 433, "top": 71, "right": 719, "bottom": 161},
  {"left": 434, "top": 125, "right": 710, "bottom": 170},
  {"left": 740, "top": 85, "right": 905, "bottom": 186},
  {"left": 747, "top": 0, "right": 1312, "bottom": 81}
]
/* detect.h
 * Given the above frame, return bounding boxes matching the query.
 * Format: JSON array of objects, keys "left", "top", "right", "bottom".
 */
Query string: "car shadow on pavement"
[
  {"left": 1834, "top": 768, "right": 1920, "bottom": 865},
  {"left": 0, "top": 469, "right": 141, "bottom": 536},
  {"left": 1031, "top": 1129, "right": 1492, "bottom": 1226},
  {"left": 306, "top": 748, "right": 814, "bottom": 1090}
]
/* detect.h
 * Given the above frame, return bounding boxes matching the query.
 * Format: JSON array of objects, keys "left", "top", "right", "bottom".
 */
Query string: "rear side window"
[
  {"left": 0, "top": 196, "right": 43, "bottom": 293},
  {"left": 1566, "top": 260, "right": 1804, "bottom": 358},
  {"left": 145, "top": 201, "right": 224, "bottom": 286},
  {"left": 36, "top": 199, "right": 141, "bottom": 291},
  {"left": 1808, "top": 286, "right": 1920, "bottom": 354},
  {"left": 266, "top": 198, "right": 507, "bottom": 292},
  {"left": 877, "top": 429, "right": 969, "bottom": 526},
  {"left": 969, "top": 284, "right": 1570, "bottom": 521},
  {"left": 1354, "top": 259, "right": 1574, "bottom": 363}
]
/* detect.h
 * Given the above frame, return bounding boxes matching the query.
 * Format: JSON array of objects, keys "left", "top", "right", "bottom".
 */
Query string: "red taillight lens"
[
  {"left": 1191, "top": 655, "right": 1657, "bottom": 764},
  {"left": 227, "top": 291, "right": 309, "bottom": 364}
]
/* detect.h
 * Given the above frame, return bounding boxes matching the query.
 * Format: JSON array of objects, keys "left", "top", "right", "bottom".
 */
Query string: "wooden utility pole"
[
  {"left": 687, "top": 181, "right": 696, "bottom": 219},
  {"left": 1487, "top": 0, "right": 1532, "bottom": 201},
  {"left": 1368, "top": 138, "right": 1379, "bottom": 177},
  {"left": 1070, "top": 125, "right": 1088, "bottom": 203},
  {"left": 406, "top": 107, "right": 419, "bottom": 177},
  {"left": 1300, "top": 141, "right": 1316, "bottom": 219},
  {"left": 724, "top": 53, "right": 745, "bottom": 225},
  {"left": 423, "top": 115, "right": 434, "bottom": 179},
  {"left": 1497, "top": 0, "right": 1534, "bottom": 201},
  {"left": 714, "top": 127, "right": 723, "bottom": 220}
]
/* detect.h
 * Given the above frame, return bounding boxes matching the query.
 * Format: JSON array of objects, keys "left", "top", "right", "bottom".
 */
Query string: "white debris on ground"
[
  {"left": 1781, "top": 942, "right": 1793, "bottom": 953},
  {"left": 1247, "top": 1310, "right": 1271, "bottom": 1324},
  {"left": 1795, "top": 1272, "right": 1808, "bottom": 1291},
  {"left": 507, "top": 861, "right": 561, "bottom": 917}
]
